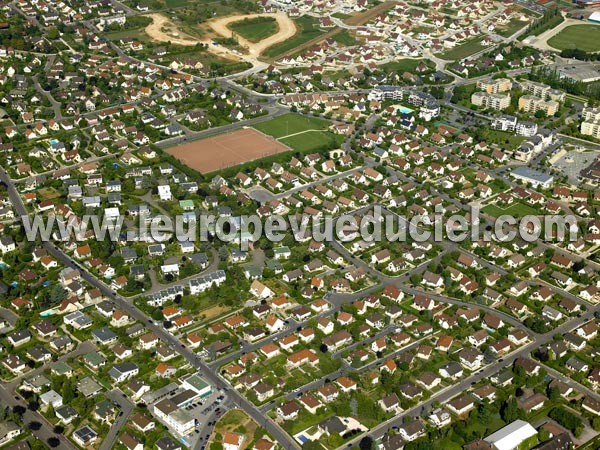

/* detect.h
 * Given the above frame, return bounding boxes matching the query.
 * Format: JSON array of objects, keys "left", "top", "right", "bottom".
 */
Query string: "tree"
[
  {"left": 500, "top": 397, "right": 518, "bottom": 423},
  {"left": 61, "top": 378, "right": 74, "bottom": 404},
  {"left": 359, "top": 436, "right": 374, "bottom": 450},
  {"left": 27, "top": 421, "right": 42, "bottom": 431},
  {"left": 548, "top": 385, "right": 560, "bottom": 402},
  {"left": 47, "top": 437, "right": 60, "bottom": 448},
  {"left": 49, "top": 284, "right": 66, "bottom": 304}
]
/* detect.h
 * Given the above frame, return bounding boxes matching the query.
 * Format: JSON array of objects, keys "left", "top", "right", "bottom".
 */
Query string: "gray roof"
[{"left": 511, "top": 166, "right": 553, "bottom": 184}]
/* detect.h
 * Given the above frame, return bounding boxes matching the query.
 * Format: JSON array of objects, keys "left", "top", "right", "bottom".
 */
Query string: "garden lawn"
[
  {"left": 280, "top": 131, "right": 344, "bottom": 153},
  {"left": 482, "top": 202, "right": 542, "bottom": 218}
]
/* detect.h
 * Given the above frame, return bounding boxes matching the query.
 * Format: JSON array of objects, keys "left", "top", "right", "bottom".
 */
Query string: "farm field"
[
  {"left": 228, "top": 16, "right": 278, "bottom": 43},
  {"left": 252, "top": 113, "right": 332, "bottom": 138},
  {"left": 547, "top": 24, "right": 600, "bottom": 52}
]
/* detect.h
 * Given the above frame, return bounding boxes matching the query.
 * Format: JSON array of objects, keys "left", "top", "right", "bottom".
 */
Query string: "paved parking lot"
[
  {"left": 181, "top": 388, "right": 229, "bottom": 449},
  {"left": 552, "top": 148, "right": 600, "bottom": 184}
]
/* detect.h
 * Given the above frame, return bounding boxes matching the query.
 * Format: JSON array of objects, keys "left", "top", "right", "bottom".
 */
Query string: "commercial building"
[
  {"left": 590, "top": 11, "right": 600, "bottom": 22},
  {"left": 153, "top": 398, "right": 196, "bottom": 437},
  {"left": 483, "top": 420, "right": 537, "bottom": 450},
  {"left": 511, "top": 167, "right": 554, "bottom": 188},
  {"left": 181, "top": 374, "right": 212, "bottom": 398},
  {"left": 553, "top": 59, "right": 600, "bottom": 83}
]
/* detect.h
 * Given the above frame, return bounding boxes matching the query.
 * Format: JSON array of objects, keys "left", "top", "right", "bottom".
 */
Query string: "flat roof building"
[
  {"left": 511, "top": 167, "right": 554, "bottom": 188},
  {"left": 483, "top": 420, "right": 537, "bottom": 450}
]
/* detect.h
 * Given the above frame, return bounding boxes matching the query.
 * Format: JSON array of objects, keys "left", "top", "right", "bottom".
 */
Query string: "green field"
[
  {"left": 104, "top": 28, "right": 150, "bottom": 42},
  {"left": 496, "top": 18, "right": 529, "bottom": 38},
  {"left": 547, "top": 24, "right": 600, "bottom": 53},
  {"left": 263, "top": 16, "right": 325, "bottom": 58},
  {"left": 280, "top": 130, "right": 344, "bottom": 153},
  {"left": 228, "top": 16, "right": 278, "bottom": 43},
  {"left": 165, "top": 0, "right": 188, "bottom": 7},
  {"left": 483, "top": 202, "right": 542, "bottom": 218},
  {"left": 437, "top": 37, "right": 487, "bottom": 61},
  {"left": 253, "top": 113, "right": 332, "bottom": 138},
  {"left": 379, "top": 59, "right": 429, "bottom": 74},
  {"left": 331, "top": 29, "right": 358, "bottom": 46}
]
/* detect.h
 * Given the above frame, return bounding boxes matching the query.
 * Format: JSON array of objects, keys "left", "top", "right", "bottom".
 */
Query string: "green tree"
[
  {"left": 49, "top": 284, "right": 67, "bottom": 305},
  {"left": 500, "top": 397, "right": 518, "bottom": 423}
]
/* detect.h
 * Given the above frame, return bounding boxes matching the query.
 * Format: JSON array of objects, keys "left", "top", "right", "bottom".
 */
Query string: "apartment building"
[
  {"left": 518, "top": 95, "right": 558, "bottom": 116},
  {"left": 581, "top": 106, "right": 600, "bottom": 139},
  {"left": 520, "top": 81, "right": 565, "bottom": 102},
  {"left": 477, "top": 78, "right": 512, "bottom": 94},
  {"left": 471, "top": 92, "right": 511, "bottom": 110}
]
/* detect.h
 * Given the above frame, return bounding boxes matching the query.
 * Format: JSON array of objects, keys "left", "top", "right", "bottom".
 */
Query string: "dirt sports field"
[{"left": 166, "top": 128, "right": 290, "bottom": 174}]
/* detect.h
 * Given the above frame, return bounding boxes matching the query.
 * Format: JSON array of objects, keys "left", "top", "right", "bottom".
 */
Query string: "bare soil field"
[
  {"left": 143, "top": 12, "right": 296, "bottom": 64},
  {"left": 144, "top": 13, "right": 199, "bottom": 46},
  {"left": 165, "top": 128, "right": 290, "bottom": 174}
]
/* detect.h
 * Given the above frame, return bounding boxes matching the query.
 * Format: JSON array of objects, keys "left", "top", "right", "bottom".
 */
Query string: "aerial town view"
[{"left": 4, "top": 0, "right": 600, "bottom": 449}]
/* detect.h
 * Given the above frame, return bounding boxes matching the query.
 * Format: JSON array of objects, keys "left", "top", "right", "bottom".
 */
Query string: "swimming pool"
[{"left": 398, "top": 106, "right": 413, "bottom": 114}]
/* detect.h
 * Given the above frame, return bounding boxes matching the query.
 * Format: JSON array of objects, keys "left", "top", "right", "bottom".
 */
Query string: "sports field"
[
  {"left": 252, "top": 113, "right": 332, "bottom": 138},
  {"left": 547, "top": 24, "right": 600, "bottom": 52},
  {"left": 166, "top": 128, "right": 289, "bottom": 174}
]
